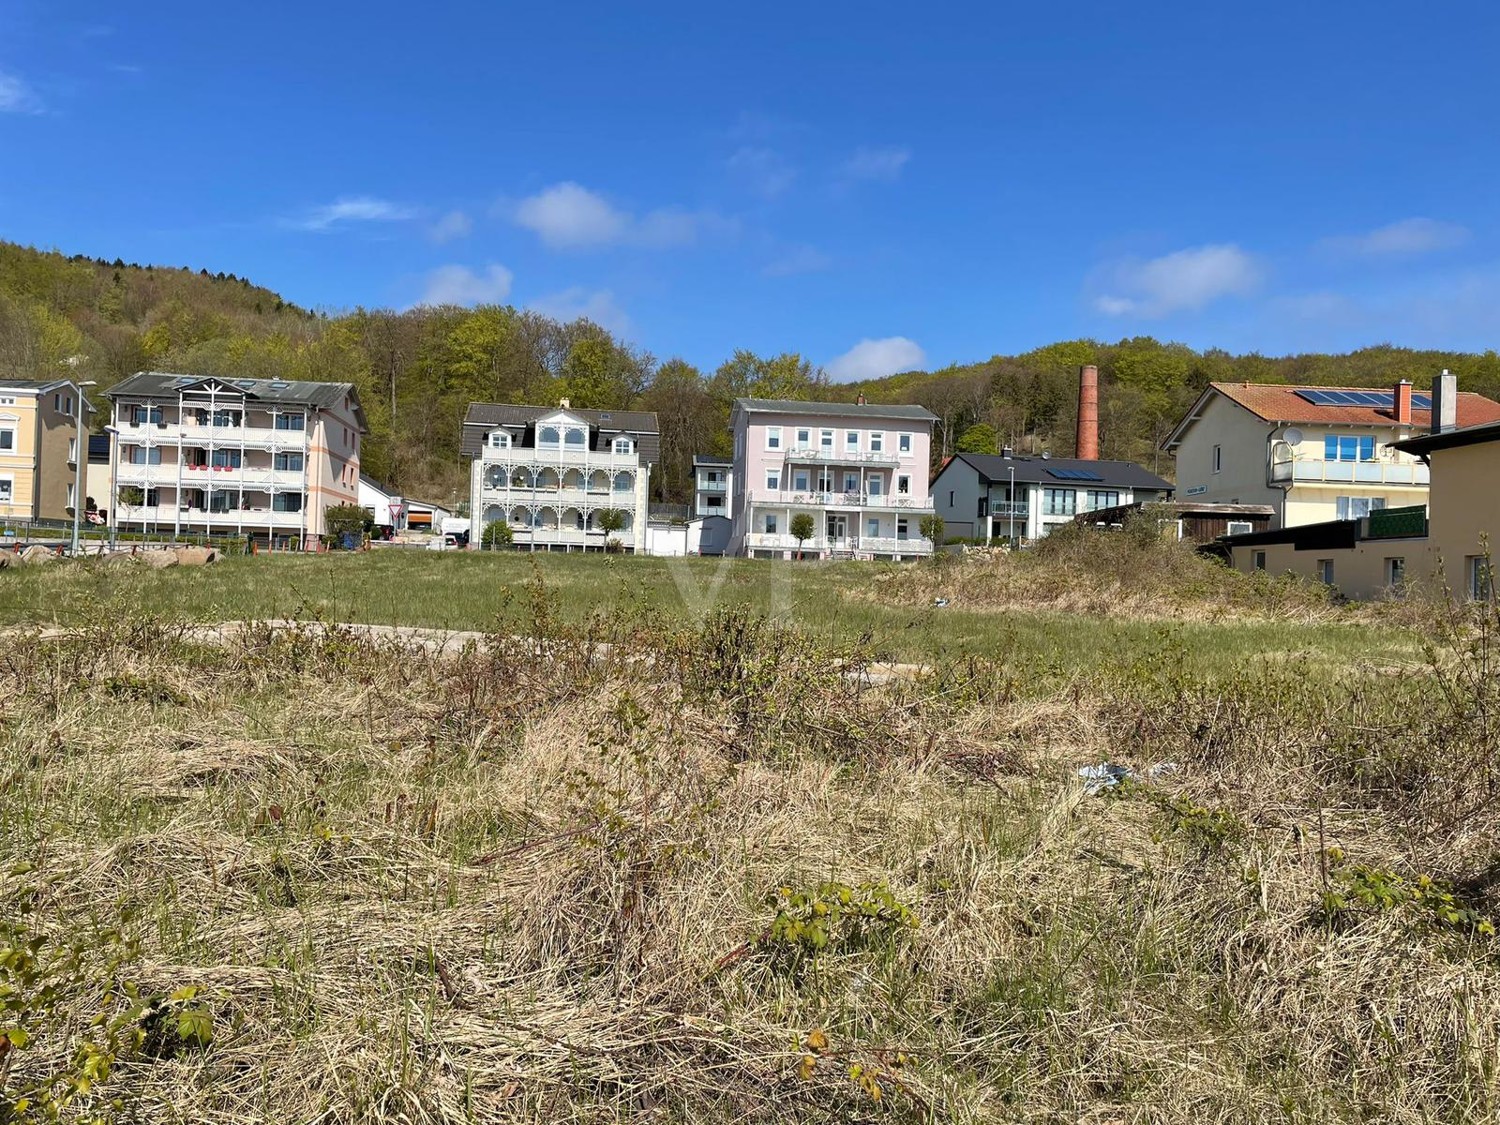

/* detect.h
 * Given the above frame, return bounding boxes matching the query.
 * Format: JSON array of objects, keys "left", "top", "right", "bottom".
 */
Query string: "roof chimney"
[
  {"left": 1432, "top": 370, "right": 1457, "bottom": 434},
  {"left": 558, "top": 397, "right": 571, "bottom": 410},
  {"left": 1076, "top": 364, "right": 1099, "bottom": 460},
  {"left": 1001, "top": 446, "right": 1013, "bottom": 459},
  {"left": 857, "top": 393, "right": 867, "bottom": 406},
  {"left": 1394, "top": 379, "right": 1412, "bottom": 426}
]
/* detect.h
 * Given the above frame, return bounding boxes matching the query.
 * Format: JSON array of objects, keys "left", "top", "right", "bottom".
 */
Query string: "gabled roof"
[
  {"left": 106, "top": 371, "right": 367, "bottom": 430},
  {"left": 938, "top": 452, "right": 1174, "bottom": 492},
  {"left": 733, "top": 397, "right": 938, "bottom": 423},
  {"left": 1391, "top": 419, "right": 1500, "bottom": 457},
  {"left": 460, "top": 402, "right": 661, "bottom": 463},
  {"left": 1164, "top": 382, "right": 1500, "bottom": 451}
]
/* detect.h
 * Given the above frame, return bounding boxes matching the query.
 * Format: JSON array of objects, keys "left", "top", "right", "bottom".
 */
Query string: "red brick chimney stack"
[
  {"left": 1076, "top": 365, "right": 1099, "bottom": 460},
  {"left": 1394, "top": 379, "right": 1412, "bottom": 426}
]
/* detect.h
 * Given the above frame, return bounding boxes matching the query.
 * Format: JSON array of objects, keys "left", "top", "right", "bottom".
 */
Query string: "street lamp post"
[
  {"left": 104, "top": 424, "right": 120, "bottom": 552},
  {"left": 1007, "top": 466, "right": 1016, "bottom": 546},
  {"left": 69, "top": 377, "right": 97, "bottom": 557}
]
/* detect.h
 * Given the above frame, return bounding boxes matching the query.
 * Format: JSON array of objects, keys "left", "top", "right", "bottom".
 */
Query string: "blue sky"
[{"left": 3, "top": 1, "right": 1500, "bottom": 379}]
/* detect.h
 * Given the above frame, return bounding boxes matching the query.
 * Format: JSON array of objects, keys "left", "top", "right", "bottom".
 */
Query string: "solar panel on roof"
[
  {"left": 1047, "top": 468, "right": 1103, "bottom": 481},
  {"left": 1413, "top": 395, "right": 1432, "bottom": 409}
]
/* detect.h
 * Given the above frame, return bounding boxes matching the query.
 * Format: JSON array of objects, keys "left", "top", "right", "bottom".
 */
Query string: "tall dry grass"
[{"left": 2, "top": 575, "right": 1500, "bottom": 1122}]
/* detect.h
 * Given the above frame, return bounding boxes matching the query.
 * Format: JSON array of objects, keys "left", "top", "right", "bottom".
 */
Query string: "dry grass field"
[{"left": 2, "top": 539, "right": 1498, "bottom": 1123}]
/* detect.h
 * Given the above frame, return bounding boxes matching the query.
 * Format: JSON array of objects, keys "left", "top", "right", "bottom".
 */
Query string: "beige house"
[
  {"left": 0, "top": 379, "right": 96, "bottom": 523},
  {"left": 106, "top": 372, "right": 366, "bottom": 548},
  {"left": 1163, "top": 374, "right": 1500, "bottom": 528},
  {"left": 1219, "top": 419, "right": 1500, "bottom": 600}
]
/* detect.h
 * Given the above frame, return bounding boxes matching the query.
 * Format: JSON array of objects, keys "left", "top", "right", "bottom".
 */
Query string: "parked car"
[{"left": 426, "top": 533, "right": 462, "bottom": 552}]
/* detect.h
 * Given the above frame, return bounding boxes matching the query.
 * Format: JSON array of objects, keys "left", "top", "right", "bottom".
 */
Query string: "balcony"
[
  {"left": 778, "top": 446, "right": 901, "bottom": 467},
  {"left": 697, "top": 479, "right": 728, "bottom": 492},
  {"left": 746, "top": 488, "right": 931, "bottom": 512},
  {"left": 478, "top": 446, "right": 641, "bottom": 471},
  {"left": 479, "top": 483, "right": 636, "bottom": 507},
  {"left": 1270, "top": 457, "right": 1430, "bottom": 486},
  {"left": 115, "top": 505, "right": 304, "bottom": 528},
  {"left": 117, "top": 420, "right": 310, "bottom": 448},
  {"left": 117, "top": 464, "right": 308, "bottom": 490},
  {"left": 743, "top": 531, "right": 932, "bottom": 555}
]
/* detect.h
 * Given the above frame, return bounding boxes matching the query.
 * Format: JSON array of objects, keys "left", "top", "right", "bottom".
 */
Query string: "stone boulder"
[
  {"left": 19, "top": 545, "right": 56, "bottom": 565},
  {"left": 139, "top": 549, "right": 179, "bottom": 569},
  {"left": 173, "top": 546, "right": 219, "bottom": 566}
]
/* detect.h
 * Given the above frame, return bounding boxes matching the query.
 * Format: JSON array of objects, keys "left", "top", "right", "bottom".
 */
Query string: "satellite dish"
[{"left": 1284, "top": 427, "right": 1304, "bottom": 447}]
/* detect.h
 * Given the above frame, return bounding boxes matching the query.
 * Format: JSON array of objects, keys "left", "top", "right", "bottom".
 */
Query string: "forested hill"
[{"left": 4, "top": 240, "right": 1498, "bottom": 502}]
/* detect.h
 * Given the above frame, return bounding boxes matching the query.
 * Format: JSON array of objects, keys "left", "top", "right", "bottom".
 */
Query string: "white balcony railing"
[
  {"left": 479, "top": 483, "right": 636, "bottom": 506},
  {"left": 117, "top": 466, "right": 308, "bottom": 490},
  {"left": 118, "top": 422, "right": 309, "bottom": 448},
  {"left": 743, "top": 532, "right": 933, "bottom": 555},
  {"left": 115, "top": 506, "right": 304, "bottom": 528},
  {"left": 779, "top": 447, "right": 901, "bottom": 466},
  {"left": 478, "top": 446, "right": 642, "bottom": 471},
  {"left": 745, "top": 489, "right": 931, "bottom": 511},
  {"left": 1270, "top": 457, "right": 1430, "bottom": 486}
]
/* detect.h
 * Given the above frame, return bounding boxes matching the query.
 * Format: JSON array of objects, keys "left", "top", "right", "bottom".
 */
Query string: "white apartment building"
[
  {"left": 693, "top": 455, "right": 731, "bottom": 519},
  {"left": 461, "top": 400, "right": 658, "bottom": 552},
  {"left": 729, "top": 398, "right": 937, "bottom": 560},
  {"left": 106, "top": 372, "right": 366, "bottom": 548}
]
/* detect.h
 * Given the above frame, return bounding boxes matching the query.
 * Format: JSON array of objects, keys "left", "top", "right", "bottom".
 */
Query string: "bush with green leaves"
[{"left": 481, "top": 519, "right": 513, "bottom": 549}]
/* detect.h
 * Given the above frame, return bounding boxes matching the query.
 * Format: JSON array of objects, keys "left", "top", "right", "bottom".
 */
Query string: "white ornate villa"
[{"left": 461, "top": 400, "right": 658, "bottom": 552}]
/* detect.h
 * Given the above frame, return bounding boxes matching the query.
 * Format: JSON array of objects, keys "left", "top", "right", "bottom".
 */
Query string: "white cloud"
[
  {"left": 429, "top": 209, "right": 473, "bottom": 243},
  {"left": 0, "top": 71, "right": 41, "bottom": 114},
  {"left": 511, "top": 182, "right": 726, "bottom": 250},
  {"left": 1093, "top": 243, "right": 1263, "bottom": 318},
  {"left": 416, "top": 264, "right": 514, "bottom": 307},
  {"left": 294, "top": 196, "right": 415, "bottom": 232},
  {"left": 762, "top": 245, "right": 832, "bottom": 277},
  {"left": 842, "top": 145, "right": 911, "bottom": 182},
  {"left": 726, "top": 146, "right": 797, "bottom": 199},
  {"left": 528, "top": 286, "right": 631, "bottom": 334},
  {"left": 825, "top": 337, "right": 927, "bottom": 382},
  {"left": 1319, "top": 217, "right": 1470, "bottom": 258}
]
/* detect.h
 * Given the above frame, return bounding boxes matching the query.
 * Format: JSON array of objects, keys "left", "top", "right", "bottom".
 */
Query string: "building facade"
[
  {"left": 1162, "top": 374, "right": 1500, "bottom": 528},
  {"left": 462, "top": 401, "right": 658, "bottom": 552},
  {"left": 932, "top": 452, "right": 1175, "bottom": 542},
  {"left": 693, "top": 455, "right": 732, "bottom": 519},
  {"left": 106, "top": 372, "right": 365, "bottom": 548},
  {"left": 729, "top": 398, "right": 936, "bottom": 560},
  {"left": 0, "top": 379, "right": 95, "bottom": 523}
]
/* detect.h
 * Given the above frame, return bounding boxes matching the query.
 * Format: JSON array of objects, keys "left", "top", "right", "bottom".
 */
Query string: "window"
[
  {"left": 1042, "top": 488, "right": 1076, "bottom": 516},
  {"left": 130, "top": 405, "right": 164, "bottom": 426},
  {"left": 870, "top": 432, "right": 884, "bottom": 452},
  {"left": 212, "top": 409, "right": 241, "bottom": 428},
  {"left": 126, "top": 445, "right": 163, "bottom": 465},
  {"left": 68, "top": 437, "right": 77, "bottom": 461},
  {"left": 820, "top": 429, "right": 834, "bottom": 450},
  {"left": 948, "top": 490, "right": 955, "bottom": 507},
  {"left": 845, "top": 431, "right": 859, "bottom": 451},
  {"left": 897, "top": 518, "right": 909, "bottom": 539},
  {"left": 144, "top": 488, "right": 159, "bottom": 507},
  {"left": 977, "top": 497, "right": 988, "bottom": 517},
  {"left": 766, "top": 426, "right": 782, "bottom": 450},
  {"left": 1212, "top": 444, "right": 1222, "bottom": 473},
  {"left": 64, "top": 396, "right": 71, "bottom": 415},
  {"left": 1253, "top": 551, "right": 1267, "bottom": 571},
  {"left": 796, "top": 428, "right": 811, "bottom": 448},
  {"left": 1086, "top": 490, "right": 1120, "bottom": 511},
  {"left": 867, "top": 518, "right": 880, "bottom": 537},
  {"left": 211, "top": 448, "right": 242, "bottom": 469},
  {"left": 898, "top": 433, "right": 912, "bottom": 454},
  {"left": 538, "top": 426, "right": 560, "bottom": 447},
  {"left": 0, "top": 476, "right": 10, "bottom": 502},
  {"left": 489, "top": 431, "right": 510, "bottom": 449},
  {"left": 1386, "top": 557, "right": 1406, "bottom": 586},
  {"left": 764, "top": 513, "right": 778, "bottom": 534},
  {"left": 613, "top": 471, "right": 632, "bottom": 492},
  {"left": 897, "top": 475, "right": 911, "bottom": 495},
  {"left": 565, "top": 428, "right": 586, "bottom": 448},
  {"left": 868, "top": 476, "right": 883, "bottom": 497},
  {"left": 275, "top": 413, "right": 305, "bottom": 431},
  {"left": 0, "top": 427, "right": 13, "bottom": 451},
  {"left": 273, "top": 493, "right": 303, "bottom": 513},
  {"left": 274, "top": 451, "right": 304, "bottom": 472},
  {"left": 612, "top": 436, "right": 633, "bottom": 455},
  {"left": 53, "top": 394, "right": 60, "bottom": 412},
  {"left": 766, "top": 470, "right": 781, "bottom": 491},
  {"left": 793, "top": 470, "right": 809, "bottom": 491},
  {"left": 1470, "top": 557, "right": 1493, "bottom": 601},
  {"left": 843, "top": 472, "right": 858, "bottom": 493},
  {"left": 1336, "top": 496, "right": 1386, "bottom": 520},
  {"left": 1317, "top": 559, "right": 1335, "bottom": 585},
  {"left": 0, "top": 396, "right": 13, "bottom": 405},
  {"left": 1325, "top": 435, "right": 1378, "bottom": 462},
  {"left": 66, "top": 482, "right": 75, "bottom": 509}
]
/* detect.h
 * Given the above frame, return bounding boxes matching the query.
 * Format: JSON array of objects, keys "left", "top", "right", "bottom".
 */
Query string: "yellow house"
[
  {"left": 1162, "top": 373, "right": 1500, "bottom": 528},
  {"left": 1219, "top": 419, "right": 1500, "bottom": 600},
  {"left": 0, "top": 379, "right": 96, "bottom": 523}
]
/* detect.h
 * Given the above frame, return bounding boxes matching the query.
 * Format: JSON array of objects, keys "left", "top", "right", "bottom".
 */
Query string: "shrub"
[
  {"left": 481, "top": 519, "right": 513, "bottom": 549},
  {"left": 919, "top": 514, "right": 944, "bottom": 544}
]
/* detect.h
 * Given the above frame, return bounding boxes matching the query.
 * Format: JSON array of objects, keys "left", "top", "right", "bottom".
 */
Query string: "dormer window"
[
  {"left": 489, "top": 430, "right": 511, "bottom": 449},
  {"left": 538, "top": 425, "right": 561, "bottom": 447},
  {"left": 564, "top": 428, "right": 586, "bottom": 448},
  {"left": 613, "top": 436, "right": 634, "bottom": 455}
]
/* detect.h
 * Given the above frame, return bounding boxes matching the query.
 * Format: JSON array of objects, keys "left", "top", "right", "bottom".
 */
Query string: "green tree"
[
  {"left": 596, "top": 507, "right": 627, "bottom": 550},
  {"left": 955, "top": 423, "right": 999, "bottom": 454},
  {"left": 481, "top": 519, "right": 513, "bottom": 549},
  {"left": 790, "top": 512, "right": 816, "bottom": 559},
  {"left": 920, "top": 514, "right": 945, "bottom": 544},
  {"left": 324, "top": 503, "right": 370, "bottom": 540}
]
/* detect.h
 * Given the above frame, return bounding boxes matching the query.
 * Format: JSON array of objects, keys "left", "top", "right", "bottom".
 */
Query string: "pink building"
[{"left": 730, "top": 397, "right": 937, "bottom": 560}]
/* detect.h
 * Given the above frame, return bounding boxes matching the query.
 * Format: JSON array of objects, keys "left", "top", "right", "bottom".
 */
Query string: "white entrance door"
[{"left": 826, "top": 514, "right": 848, "bottom": 547}]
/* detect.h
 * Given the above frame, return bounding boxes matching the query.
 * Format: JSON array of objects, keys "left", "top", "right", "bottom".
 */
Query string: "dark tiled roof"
[
  {"left": 0, "top": 378, "right": 69, "bottom": 391},
  {"left": 945, "top": 452, "right": 1175, "bottom": 492},
  {"left": 461, "top": 402, "right": 661, "bottom": 463},
  {"left": 734, "top": 397, "right": 938, "bottom": 423},
  {"left": 693, "top": 454, "right": 731, "bottom": 466},
  {"left": 107, "top": 372, "right": 367, "bottom": 431}
]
